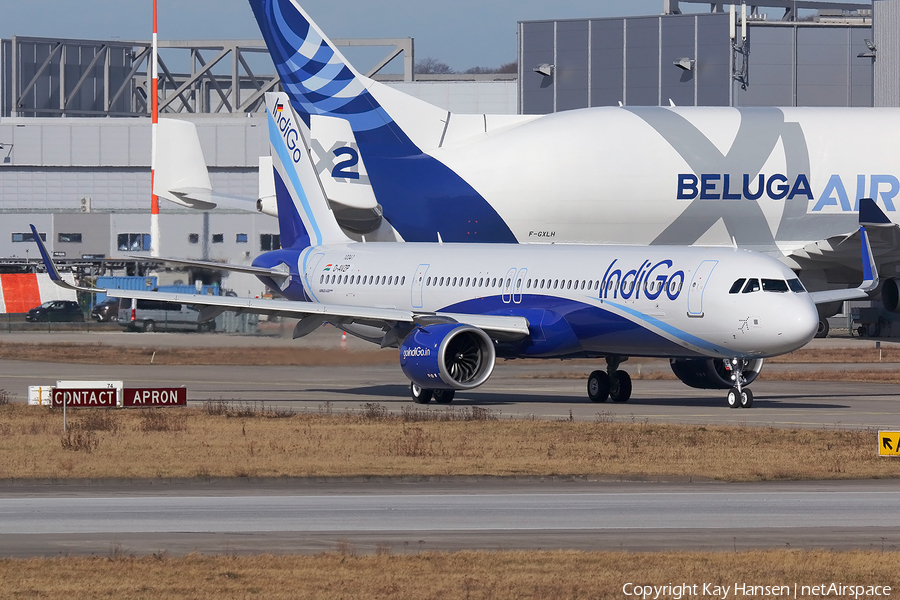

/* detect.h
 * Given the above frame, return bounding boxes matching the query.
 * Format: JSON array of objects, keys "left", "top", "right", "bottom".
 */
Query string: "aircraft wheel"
[
  {"left": 610, "top": 371, "right": 632, "bottom": 403},
  {"left": 410, "top": 383, "right": 433, "bottom": 404},
  {"left": 726, "top": 387, "right": 741, "bottom": 408},
  {"left": 587, "top": 370, "right": 610, "bottom": 403},
  {"left": 433, "top": 390, "right": 455, "bottom": 404},
  {"left": 815, "top": 319, "right": 829, "bottom": 339},
  {"left": 740, "top": 388, "right": 754, "bottom": 409}
]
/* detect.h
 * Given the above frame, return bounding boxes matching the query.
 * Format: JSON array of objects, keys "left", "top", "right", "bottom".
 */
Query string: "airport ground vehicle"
[
  {"left": 24, "top": 300, "right": 84, "bottom": 323},
  {"left": 116, "top": 298, "right": 215, "bottom": 333},
  {"left": 90, "top": 297, "right": 119, "bottom": 322}
]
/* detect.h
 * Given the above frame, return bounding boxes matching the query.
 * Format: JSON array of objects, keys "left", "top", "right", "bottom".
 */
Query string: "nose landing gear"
[{"left": 725, "top": 358, "right": 754, "bottom": 408}]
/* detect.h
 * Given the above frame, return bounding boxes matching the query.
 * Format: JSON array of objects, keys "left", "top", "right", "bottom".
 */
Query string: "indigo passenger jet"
[
  {"left": 187, "top": 0, "right": 897, "bottom": 337},
  {"left": 34, "top": 94, "right": 879, "bottom": 408}
]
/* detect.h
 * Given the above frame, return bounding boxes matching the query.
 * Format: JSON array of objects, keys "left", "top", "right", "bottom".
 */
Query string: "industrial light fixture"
[
  {"left": 857, "top": 38, "right": 876, "bottom": 58},
  {"left": 673, "top": 57, "right": 695, "bottom": 71},
  {"left": 533, "top": 63, "right": 554, "bottom": 77}
]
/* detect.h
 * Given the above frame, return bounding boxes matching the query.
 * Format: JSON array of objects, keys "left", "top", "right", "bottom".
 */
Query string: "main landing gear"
[
  {"left": 587, "top": 356, "right": 632, "bottom": 403},
  {"left": 724, "top": 358, "right": 754, "bottom": 409},
  {"left": 410, "top": 383, "right": 455, "bottom": 405}
]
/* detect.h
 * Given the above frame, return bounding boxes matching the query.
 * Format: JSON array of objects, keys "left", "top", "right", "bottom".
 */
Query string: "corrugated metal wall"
[
  {"left": 520, "top": 13, "right": 873, "bottom": 111},
  {"left": 875, "top": 0, "right": 900, "bottom": 106},
  {"left": 735, "top": 25, "right": 872, "bottom": 107},
  {"left": 520, "top": 14, "right": 731, "bottom": 112}
]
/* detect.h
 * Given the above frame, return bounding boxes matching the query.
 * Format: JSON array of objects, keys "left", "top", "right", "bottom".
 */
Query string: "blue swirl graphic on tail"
[{"left": 249, "top": 0, "right": 517, "bottom": 243}]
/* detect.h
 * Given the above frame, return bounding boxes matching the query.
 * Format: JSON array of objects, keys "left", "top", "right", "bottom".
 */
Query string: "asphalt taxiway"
[
  {"left": 1, "top": 356, "right": 898, "bottom": 428},
  {"left": 2, "top": 330, "right": 899, "bottom": 557},
  {"left": 0, "top": 479, "right": 898, "bottom": 557}
]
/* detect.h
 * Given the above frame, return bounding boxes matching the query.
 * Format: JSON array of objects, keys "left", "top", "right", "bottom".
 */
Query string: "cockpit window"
[
  {"left": 729, "top": 279, "right": 746, "bottom": 294},
  {"left": 762, "top": 279, "right": 789, "bottom": 293},
  {"left": 787, "top": 278, "right": 806, "bottom": 293},
  {"left": 742, "top": 278, "right": 760, "bottom": 293}
]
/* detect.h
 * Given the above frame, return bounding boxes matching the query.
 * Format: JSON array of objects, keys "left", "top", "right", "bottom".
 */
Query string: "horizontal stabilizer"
[{"left": 168, "top": 187, "right": 258, "bottom": 212}]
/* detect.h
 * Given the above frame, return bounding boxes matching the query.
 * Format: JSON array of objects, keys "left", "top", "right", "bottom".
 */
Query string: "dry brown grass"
[
  {"left": 2, "top": 550, "right": 898, "bottom": 599},
  {"left": 0, "top": 403, "right": 894, "bottom": 481},
  {"left": 768, "top": 369, "right": 900, "bottom": 384},
  {"left": 771, "top": 346, "right": 900, "bottom": 363}
]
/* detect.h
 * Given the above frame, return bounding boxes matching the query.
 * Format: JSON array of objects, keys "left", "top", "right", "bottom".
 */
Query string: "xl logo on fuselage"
[{"left": 274, "top": 101, "right": 303, "bottom": 164}]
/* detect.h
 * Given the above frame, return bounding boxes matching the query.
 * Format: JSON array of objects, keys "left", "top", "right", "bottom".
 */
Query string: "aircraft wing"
[
  {"left": 81, "top": 287, "right": 531, "bottom": 341},
  {"left": 29, "top": 224, "right": 529, "bottom": 341},
  {"left": 805, "top": 216, "right": 879, "bottom": 305}
]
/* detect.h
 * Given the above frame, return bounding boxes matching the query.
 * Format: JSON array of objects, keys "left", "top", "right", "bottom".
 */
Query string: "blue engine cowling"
[{"left": 399, "top": 323, "right": 496, "bottom": 390}]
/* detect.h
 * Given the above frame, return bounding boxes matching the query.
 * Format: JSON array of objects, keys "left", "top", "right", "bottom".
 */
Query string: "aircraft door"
[
  {"left": 513, "top": 268, "right": 528, "bottom": 304},
  {"left": 501, "top": 267, "right": 517, "bottom": 304},
  {"left": 687, "top": 260, "right": 718, "bottom": 317},
  {"left": 411, "top": 264, "right": 429, "bottom": 309},
  {"left": 305, "top": 252, "right": 326, "bottom": 301}
]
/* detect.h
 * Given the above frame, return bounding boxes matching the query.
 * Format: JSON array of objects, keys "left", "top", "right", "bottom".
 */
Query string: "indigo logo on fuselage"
[{"left": 601, "top": 259, "right": 685, "bottom": 302}]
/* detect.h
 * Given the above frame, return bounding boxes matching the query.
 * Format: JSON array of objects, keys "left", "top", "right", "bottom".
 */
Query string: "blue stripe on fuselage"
[{"left": 439, "top": 295, "right": 710, "bottom": 359}]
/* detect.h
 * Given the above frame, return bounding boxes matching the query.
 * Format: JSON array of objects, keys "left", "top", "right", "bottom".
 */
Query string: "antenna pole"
[{"left": 150, "top": 0, "right": 160, "bottom": 257}]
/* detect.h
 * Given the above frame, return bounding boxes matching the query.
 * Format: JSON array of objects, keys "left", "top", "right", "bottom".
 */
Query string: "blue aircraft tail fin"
[
  {"left": 249, "top": 0, "right": 518, "bottom": 244},
  {"left": 266, "top": 92, "right": 353, "bottom": 249}
]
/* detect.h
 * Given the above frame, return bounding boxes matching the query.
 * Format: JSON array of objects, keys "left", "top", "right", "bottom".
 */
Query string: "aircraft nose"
[{"left": 776, "top": 295, "right": 819, "bottom": 353}]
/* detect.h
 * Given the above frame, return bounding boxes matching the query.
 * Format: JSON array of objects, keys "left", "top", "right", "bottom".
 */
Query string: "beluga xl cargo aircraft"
[
  {"left": 32, "top": 93, "right": 882, "bottom": 408},
  {"left": 166, "top": 0, "right": 897, "bottom": 338}
]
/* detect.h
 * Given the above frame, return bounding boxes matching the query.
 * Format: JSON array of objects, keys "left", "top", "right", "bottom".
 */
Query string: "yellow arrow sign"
[{"left": 878, "top": 432, "right": 900, "bottom": 456}]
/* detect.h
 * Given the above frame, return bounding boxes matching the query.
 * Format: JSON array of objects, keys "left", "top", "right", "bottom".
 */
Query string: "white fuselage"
[
  {"left": 286, "top": 242, "right": 819, "bottom": 359},
  {"left": 430, "top": 106, "right": 900, "bottom": 255}
]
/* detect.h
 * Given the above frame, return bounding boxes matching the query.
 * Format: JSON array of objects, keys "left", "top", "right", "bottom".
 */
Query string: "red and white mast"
[{"left": 150, "top": 0, "right": 160, "bottom": 257}]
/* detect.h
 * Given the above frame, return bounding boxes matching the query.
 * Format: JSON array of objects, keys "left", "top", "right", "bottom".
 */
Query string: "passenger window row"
[
  {"left": 318, "top": 270, "right": 689, "bottom": 296},
  {"left": 426, "top": 276, "right": 504, "bottom": 288},
  {"left": 422, "top": 276, "right": 682, "bottom": 295},
  {"left": 729, "top": 278, "right": 806, "bottom": 294},
  {"left": 321, "top": 274, "right": 406, "bottom": 286}
]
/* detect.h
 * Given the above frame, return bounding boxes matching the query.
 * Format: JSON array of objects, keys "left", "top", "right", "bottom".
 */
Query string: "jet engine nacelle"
[
  {"left": 669, "top": 358, "right": 764, "bottom": 389},
  {"left": 399, "top": 323, "right": 495, "bottom": 390},
  {"left": 882, "top": 278, "right": 900, "bottom": 313}
]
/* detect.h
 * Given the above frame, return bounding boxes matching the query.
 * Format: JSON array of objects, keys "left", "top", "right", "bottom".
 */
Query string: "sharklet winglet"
[{"left": 29, "top": 224, "right": 102, "bottom": 293}]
